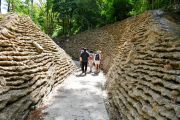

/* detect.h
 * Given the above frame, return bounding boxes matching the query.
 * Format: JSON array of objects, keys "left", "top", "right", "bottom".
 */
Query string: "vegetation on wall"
[{"left": 1, "top": 0, "right": 179, "bottom": 38}]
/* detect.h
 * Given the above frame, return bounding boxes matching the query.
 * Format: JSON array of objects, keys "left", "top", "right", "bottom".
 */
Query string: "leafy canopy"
[{"left": 3, "top": 0, "right": 177, "bottom": 38}]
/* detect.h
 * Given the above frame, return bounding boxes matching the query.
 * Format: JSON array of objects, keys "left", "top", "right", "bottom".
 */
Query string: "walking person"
[
  {"left": 88, "top": 51, "right": 94, "bottom": 73},
  {"left": 94, "top": 50, "right": 101, "bottom": 73},
  {"left": 80, "top": 48, "right": 89, "bottom": 75},
  {"left": 79, "top": 48, "right": 84, "bottom": 67}
]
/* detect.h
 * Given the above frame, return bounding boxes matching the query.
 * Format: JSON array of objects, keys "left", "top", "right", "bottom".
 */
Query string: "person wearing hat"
[{"left": 80, "top": 48, "right": 89, "bottom": 75}]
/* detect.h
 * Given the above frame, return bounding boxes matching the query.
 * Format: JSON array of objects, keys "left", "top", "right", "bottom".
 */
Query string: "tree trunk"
[
  {"left": 69, "top": 18, "right": 72, "bottom": 36},
  {"left": 152, "top": 0, "right": 154, "bottom": 9},
  {"left": 30, "top": 0, "right": 34, "bottom": 18},
  {"left": 0, "top": 0, "right": 1, "bottom": 13},
  {"left": 63, "top": 17, "right": 65, "bottom": 38},
  {"left": 7, "top": 0, "right": 11, "bottom": 12},
  {"left": 46, "top": 0, "right": 49, "bottom": 35},
  {"left": 11, "top": 0, "right": 15, "bottom": 12},
  {"left": 51, "top": 12, "right": 54, "bottom": 36},
  {"left": 50, "top": 12, "right": 53, "bottom": 35}
]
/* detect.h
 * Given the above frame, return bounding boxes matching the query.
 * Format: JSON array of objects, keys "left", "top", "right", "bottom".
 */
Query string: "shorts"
[
  {"left": 95, "top": 61, "right": 100, "bottom": 65},
  {"left": 89, "top": 60, "right": 94, "bottom": 67}
]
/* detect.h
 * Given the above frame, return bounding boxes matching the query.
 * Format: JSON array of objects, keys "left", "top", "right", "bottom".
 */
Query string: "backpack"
[{"left": 95, "top": 54, "right": 100, "bottom": 60}]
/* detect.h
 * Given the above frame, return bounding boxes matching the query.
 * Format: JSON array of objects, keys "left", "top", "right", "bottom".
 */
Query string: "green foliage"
[
  {"left": 130, "top": 0, "right": 178, "bottom": 15},
  {"left": 51, "top": 0, "right": 103, "bottom": 37},
  {"left": 103, "top": 0, "right": 132, "bottom": 22},
  {"left": 3, "top": 0, "right": 178, "bottom": 38}
]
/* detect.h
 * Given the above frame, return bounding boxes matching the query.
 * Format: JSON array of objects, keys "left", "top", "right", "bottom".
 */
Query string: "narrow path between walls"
[{"left": 27, "top": 66, "right": 109, "bottom": 120}]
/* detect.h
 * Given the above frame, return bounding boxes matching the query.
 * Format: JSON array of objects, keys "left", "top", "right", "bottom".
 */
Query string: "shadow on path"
[{"left": 26, "top": 67, "right": 109, "bottom": 120}]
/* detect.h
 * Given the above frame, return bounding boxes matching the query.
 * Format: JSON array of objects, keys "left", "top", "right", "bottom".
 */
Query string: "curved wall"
[
  {"left": 0, "top": 14, "right": 75, "bottom": 120},
  {"left": 60, "top": 10, "right": 180, "bottom": 120},
  {"left": 107, "top": 11, "right": 180, "bottom": 120}
]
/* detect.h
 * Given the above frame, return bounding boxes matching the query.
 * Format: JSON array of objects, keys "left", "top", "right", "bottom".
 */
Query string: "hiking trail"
[{"left": 27, "top": 65, "right": 109, "bottom": 120}]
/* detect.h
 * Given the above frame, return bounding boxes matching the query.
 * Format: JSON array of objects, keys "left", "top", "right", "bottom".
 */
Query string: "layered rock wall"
[
  {"left": 0, "top": 14, "right": 75, "bottom": 120},
  {"left": 59, "top": 19, "right": 131, "bottom": 71},
  {"left": 107, "top": 11, "right": 180, "bottom": 120},
  {"left": 60, "top": 10, "right": 180, "bottom": 120}
]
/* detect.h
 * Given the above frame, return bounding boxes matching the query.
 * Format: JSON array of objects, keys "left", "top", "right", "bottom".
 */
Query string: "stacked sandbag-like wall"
[
  {"left": 0, "top": 14, "right": 75, "bottom": 120},
  {"left": 59, "top": 10, "right": 180, "bottom": 120},
  {"left": 58, "top": 19, "right": 132, "bottom": 71},
  {"left": 106, "top": 10, "right": 180, "bottom": 120}
]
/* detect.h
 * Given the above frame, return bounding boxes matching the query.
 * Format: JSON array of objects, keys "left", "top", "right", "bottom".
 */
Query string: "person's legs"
[
  {"left": 80, "top": 61, "right": 82, "bottom": 68},
  {"left": 84, "top": 62, "right": 88, "bottom": 74},
  {"left": 95, "top": 63, "right": 98, "bottom": 73},
  {"left": 97, "top": 64, "right": 99, "bottom": 72},
  {"left": 90, "top": 65, "right": 92, "bottom": 72},
  {"left": 97, "top": 64, "right": 100, "bottom": 72},
  {"left": 81, "top": 62, "right": 85, "bottom": 73},
  {"left": 95, "top": 61, "right": 100, "bottom": 73},
  {"left": 89, "top": 61, "right": 93, "bottom": 72}
]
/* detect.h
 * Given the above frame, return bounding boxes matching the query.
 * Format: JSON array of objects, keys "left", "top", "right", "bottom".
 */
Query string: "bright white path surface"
[{"left": 42, "top": 68, "right": 109, "bottom": 120}]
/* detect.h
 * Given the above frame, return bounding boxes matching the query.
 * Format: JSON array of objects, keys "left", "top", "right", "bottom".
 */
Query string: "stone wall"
[
  {"left": 0, "top": 14, "right": 75, "bottom": 120},
  {"left": 107, "top": 11, "right": 180, "bottom": 120},
  {"left": 59, "top": 10, "right": 180, "bottom": 120},
  {"left": 58, "top": 17, "right": 131, "bottom": 71}
]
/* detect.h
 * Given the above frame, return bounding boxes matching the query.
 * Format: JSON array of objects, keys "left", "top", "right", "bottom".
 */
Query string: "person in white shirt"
[{"left": 94, "top": 50, "right": 101, "bottom": 73}]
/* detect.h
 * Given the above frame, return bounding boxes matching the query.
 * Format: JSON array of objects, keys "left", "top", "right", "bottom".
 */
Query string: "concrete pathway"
[{"left": 41, "top": 68, "right": 109, "bottom": 120}]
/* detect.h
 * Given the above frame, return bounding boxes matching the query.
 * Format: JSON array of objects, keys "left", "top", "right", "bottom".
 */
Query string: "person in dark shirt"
[
  {"left": 79, "top": 48, "right": 84, "bottom": 67},
  {"left": 80, "top": 48, "right": 89, "bottom": 75}
]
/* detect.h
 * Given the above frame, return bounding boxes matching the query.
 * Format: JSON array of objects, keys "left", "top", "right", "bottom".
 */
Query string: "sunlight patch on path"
[{"left": 41, "top": 70, "right": 109, "bottom": 120}]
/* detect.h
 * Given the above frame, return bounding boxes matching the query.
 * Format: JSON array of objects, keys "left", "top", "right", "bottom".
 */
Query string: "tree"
[
  {"left": 7, "top": 0, "right": 10, "bottom": 12},
  {"left": 25, "top": 0, "right": 31, "bottom": 15},
  {"left": 6, "top": 0, "right": 21, "bottom": 12},
  {"left": 3, "top": 0, "right": 175, "bottom": 38},
  {"left": 30, "top": 0, "right": 34, "bottom": 18},
  {"left": 0, "top": 0, "right": 1, "bottom": 13},
  {"left": 52, "top": 0, "right": 78, "bottom": 37},
  {"left": 99, "top": 0, "right": 132, "bottom": 23}
]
